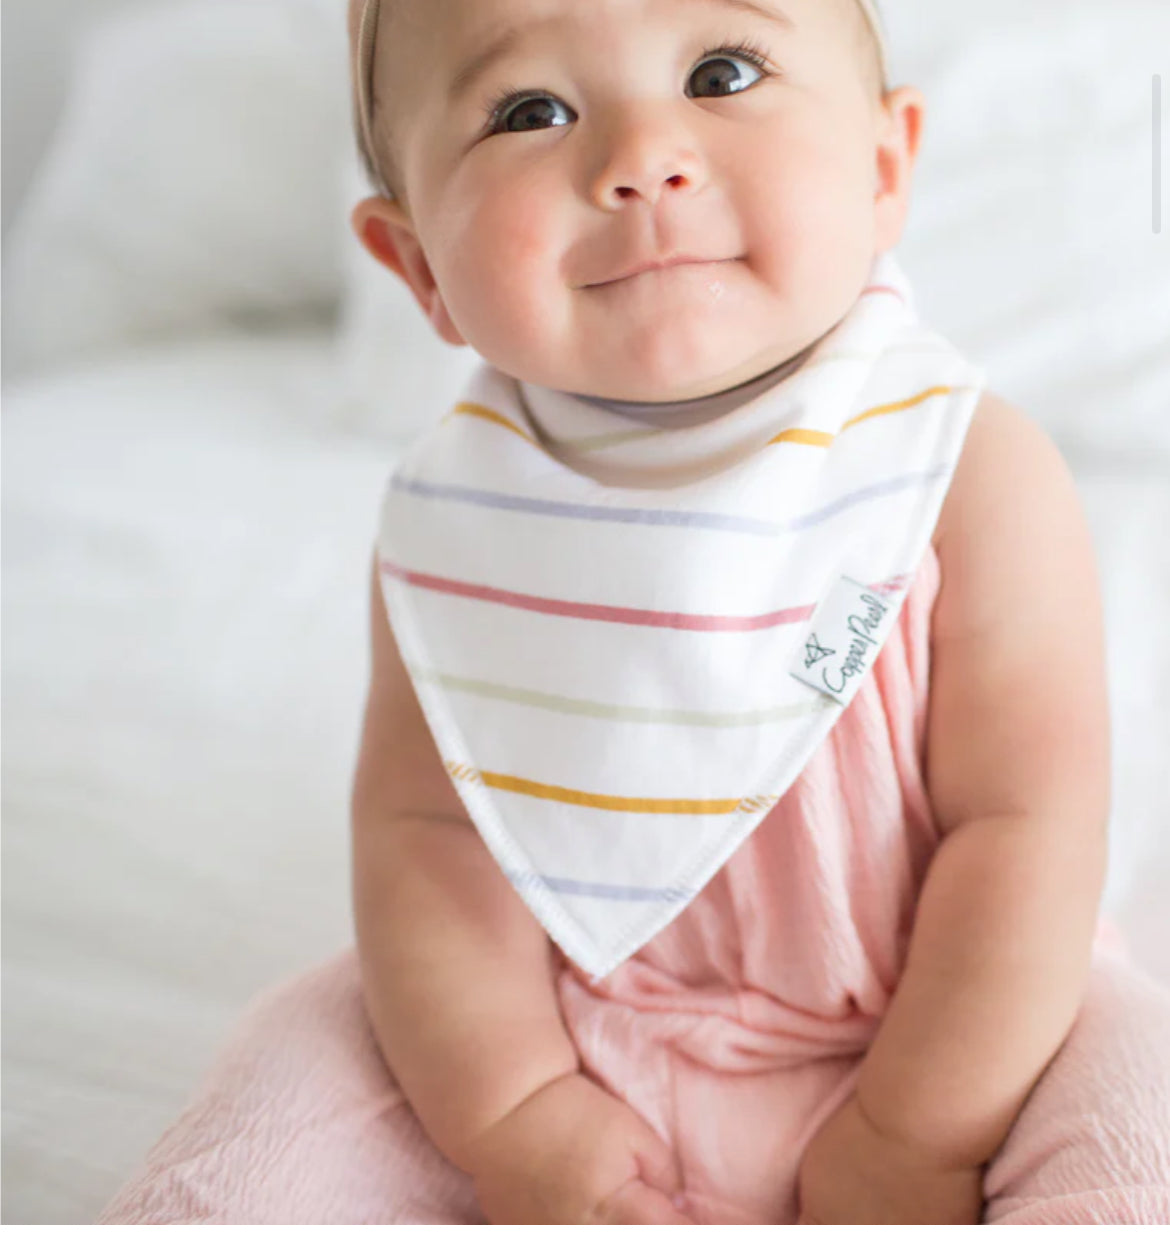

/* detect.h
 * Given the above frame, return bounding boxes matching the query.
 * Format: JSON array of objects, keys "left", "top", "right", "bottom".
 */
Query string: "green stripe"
[
  {"left": 409, "top": 664, "right": 835, "bottom": 727},
  {"left": 564, "top": 426, "right": 666, "bottom": 451}
]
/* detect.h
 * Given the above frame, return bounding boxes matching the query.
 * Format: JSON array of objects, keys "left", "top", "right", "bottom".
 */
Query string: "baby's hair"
[
  {"left": 350, "top": 0, "right": 402, "bottom": 202},
  {"left": 351, "top": 0, "right": 889, "bottom": 205}
]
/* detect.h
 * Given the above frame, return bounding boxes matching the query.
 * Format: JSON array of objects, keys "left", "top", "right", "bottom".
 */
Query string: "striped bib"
[{"left": 376, "top": 252, "right": 985, "bottom": 978}]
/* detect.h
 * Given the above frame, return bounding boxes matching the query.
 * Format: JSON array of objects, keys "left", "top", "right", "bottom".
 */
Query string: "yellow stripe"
[
  {"left": 452, "top": 401, "right": 535, "bottom": 444},
  {"left": 768, "top": 427, "right": 836, "bottom": 448},
  {"left": 841, "top": 384, "right": 960, "bottom": 431},
  {"left": 765, "top": 384, "right": 967, "bottom": 448},
  {"left": 447, "top": 762, "right": 750, "bottom": 815},
  {"left": 483, "top": 771, "right": 742, "bottom": 813}
]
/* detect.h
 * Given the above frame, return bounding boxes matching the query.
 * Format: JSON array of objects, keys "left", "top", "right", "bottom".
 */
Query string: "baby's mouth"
[{"left": 585, "top": 257, "right": 741, "bottom": 289}]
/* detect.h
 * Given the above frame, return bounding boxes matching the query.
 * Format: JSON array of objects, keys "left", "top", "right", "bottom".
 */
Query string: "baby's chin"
[
  {"left": 550, "top": 288, "right": 846, "bottom": 403},
  {"left": 548, "top": 331, "right": 827, "bottom": 404}
]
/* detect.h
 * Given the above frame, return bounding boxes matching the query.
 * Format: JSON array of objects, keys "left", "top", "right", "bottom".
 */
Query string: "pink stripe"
[
  {"left": 381, "top": 559, "right": 902, "bottom": 632},
  {"left": 862, "top": 283, "right": 904, "bottom": 300}
]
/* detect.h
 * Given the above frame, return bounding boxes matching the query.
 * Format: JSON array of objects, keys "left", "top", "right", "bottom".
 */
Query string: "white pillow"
[
  {"left": 2, "top": 0, "right": 351, "bottom": 380},
  {"left": 887, "top": 0, "right": 1170, "bottom": 465},
  {"left": 336, "top": 0, "right": 1170, "bottom": 461}
]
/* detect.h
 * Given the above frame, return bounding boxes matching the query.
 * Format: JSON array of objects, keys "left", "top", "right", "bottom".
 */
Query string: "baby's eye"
[
  {"left": 687, "top": 46, "right": 768, "bottom": 98},
  {"left": 491, "top": 93, "right": 576, "bottom": 134}
]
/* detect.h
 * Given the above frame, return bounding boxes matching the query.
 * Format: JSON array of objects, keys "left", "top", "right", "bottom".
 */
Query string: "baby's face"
[{"left": 353, "top": 0, "right": 922, "bottom": 402}]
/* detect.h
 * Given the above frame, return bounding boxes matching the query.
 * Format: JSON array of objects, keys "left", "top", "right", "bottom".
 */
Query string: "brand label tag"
[{"left": 789, "top": 575, "right": 900, "bottom": 706}]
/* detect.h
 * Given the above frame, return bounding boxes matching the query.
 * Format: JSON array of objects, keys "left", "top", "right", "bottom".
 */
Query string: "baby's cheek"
[
  {"left": 438, "top": 195, "right": 565, "bottom": 344},
  {"left": 433, "top": 241, "right": 562, "bottom": 378},
  {"left": 498, "top": 200, "right": 558, "bottom": 271}
]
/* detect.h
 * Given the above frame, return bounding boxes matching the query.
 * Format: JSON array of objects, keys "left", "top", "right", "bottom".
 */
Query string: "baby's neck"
[{"left": 568, "top": 341, "right": 818, "bottom": 427}]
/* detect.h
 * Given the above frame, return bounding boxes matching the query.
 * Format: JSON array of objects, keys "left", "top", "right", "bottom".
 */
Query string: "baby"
[
  {"left": 96, "top": 0, "right": 1170, "bottom": 1225},
  {"left": 342, "top": 0, "right": 1170, "bottom": 1225}
]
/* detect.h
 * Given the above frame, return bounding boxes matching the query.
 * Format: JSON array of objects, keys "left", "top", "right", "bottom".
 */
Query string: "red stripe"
[{"left": 381, "top": 560, "right": 901, "bottom": 632}]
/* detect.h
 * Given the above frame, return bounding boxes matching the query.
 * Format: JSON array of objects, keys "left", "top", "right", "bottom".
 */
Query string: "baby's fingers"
[{"left": 594, "top": 1180, "right": 694, "bottom": 1224}]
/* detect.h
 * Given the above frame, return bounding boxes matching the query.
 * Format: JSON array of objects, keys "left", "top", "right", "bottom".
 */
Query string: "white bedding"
[
  {"left": 2, "top": 328, "right": 386, "bottom": 1220},
  {"left": 2, "top": 0, "right": 1169, "bottom": 1224}
]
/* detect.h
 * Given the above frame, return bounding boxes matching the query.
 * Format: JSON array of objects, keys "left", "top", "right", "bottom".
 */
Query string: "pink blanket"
[{"left": 101, "top": 546, "right": 1170, "bottom": 1223}]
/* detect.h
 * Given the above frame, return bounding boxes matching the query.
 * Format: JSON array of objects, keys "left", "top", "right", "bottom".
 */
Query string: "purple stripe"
[
  {"left": 391, "top": 465, "right": 951, "bottom": 539},
  {"left": 506, "top": 869, "right": 696, "bottom": 903},
  {"left": 392, "top": 474, "right": 779, "bottom": 536},
  {"left": 786, "top": 465, "right": 950, "bottom": 530}
]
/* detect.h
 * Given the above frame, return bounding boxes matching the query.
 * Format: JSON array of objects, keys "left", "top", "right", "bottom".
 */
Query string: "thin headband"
[
  {"left": 355, "top": 0, "right": 390, "bottom": 197},
  {"left": 356, "top": 0, "right": 890, "bottom": 202}
]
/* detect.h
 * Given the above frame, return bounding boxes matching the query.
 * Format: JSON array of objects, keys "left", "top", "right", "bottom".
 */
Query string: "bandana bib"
[{"left": 376, "top": 253, "right": 986, "bottom": 978}]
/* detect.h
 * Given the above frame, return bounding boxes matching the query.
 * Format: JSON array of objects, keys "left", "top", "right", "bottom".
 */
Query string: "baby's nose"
[
  {"left": 613, "top": 172, "right": 691, "bottom": 204},
  {"left": 588, "top": 110, "right": 707, "bottom": 209},
  {"left": 594, "top": 162, "right": 702, "bottom": 210}
]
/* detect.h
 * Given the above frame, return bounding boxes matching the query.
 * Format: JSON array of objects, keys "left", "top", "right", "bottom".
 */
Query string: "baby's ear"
[
  {"left": 350, "top": 197, "right": 467, "bottom": 347},
  {"left": 872, "top": 86, "right": 926, "bottom": 252}
]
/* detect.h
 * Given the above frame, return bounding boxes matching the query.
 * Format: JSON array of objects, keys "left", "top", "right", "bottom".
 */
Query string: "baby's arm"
[
  {"left": 351, "top": 556, "right": 687, "bottom": 1221},
  {"left": 352, "top": 560, "right": 577, "bottom": 1163},
  {"left": 854, "top": 393, "right": 1110, "bottom": 1167}
]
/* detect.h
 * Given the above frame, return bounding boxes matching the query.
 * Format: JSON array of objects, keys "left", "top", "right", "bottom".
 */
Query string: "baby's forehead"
[
  {"left": 363, "top": 0, "right": 870, "bottom": 57},
  {"left": 367, "top": 0, "right": 880, "bottom": 101}
]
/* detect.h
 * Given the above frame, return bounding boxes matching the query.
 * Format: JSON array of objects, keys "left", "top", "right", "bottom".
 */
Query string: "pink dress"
[{"left": 100, "top": 544, "right": 1170, "bottom": 1223}]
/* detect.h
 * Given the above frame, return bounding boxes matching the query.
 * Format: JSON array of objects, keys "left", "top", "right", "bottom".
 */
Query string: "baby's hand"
[{"left": 461, "top": 1073, "right": 691, "bottom": 1223}]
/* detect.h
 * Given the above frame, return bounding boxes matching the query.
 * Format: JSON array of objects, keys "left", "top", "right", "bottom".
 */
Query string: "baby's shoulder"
[
  {"left": 930, "top": 390, "right": 1095, "bottom": 646},
  {"left": 930, "top": 390, "right": 1026, "bottom": 551}
]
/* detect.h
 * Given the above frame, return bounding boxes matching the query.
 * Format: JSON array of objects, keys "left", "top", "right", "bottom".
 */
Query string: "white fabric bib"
[{"left": 376, "top": 253, "right": 985, "bottom": 978}]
